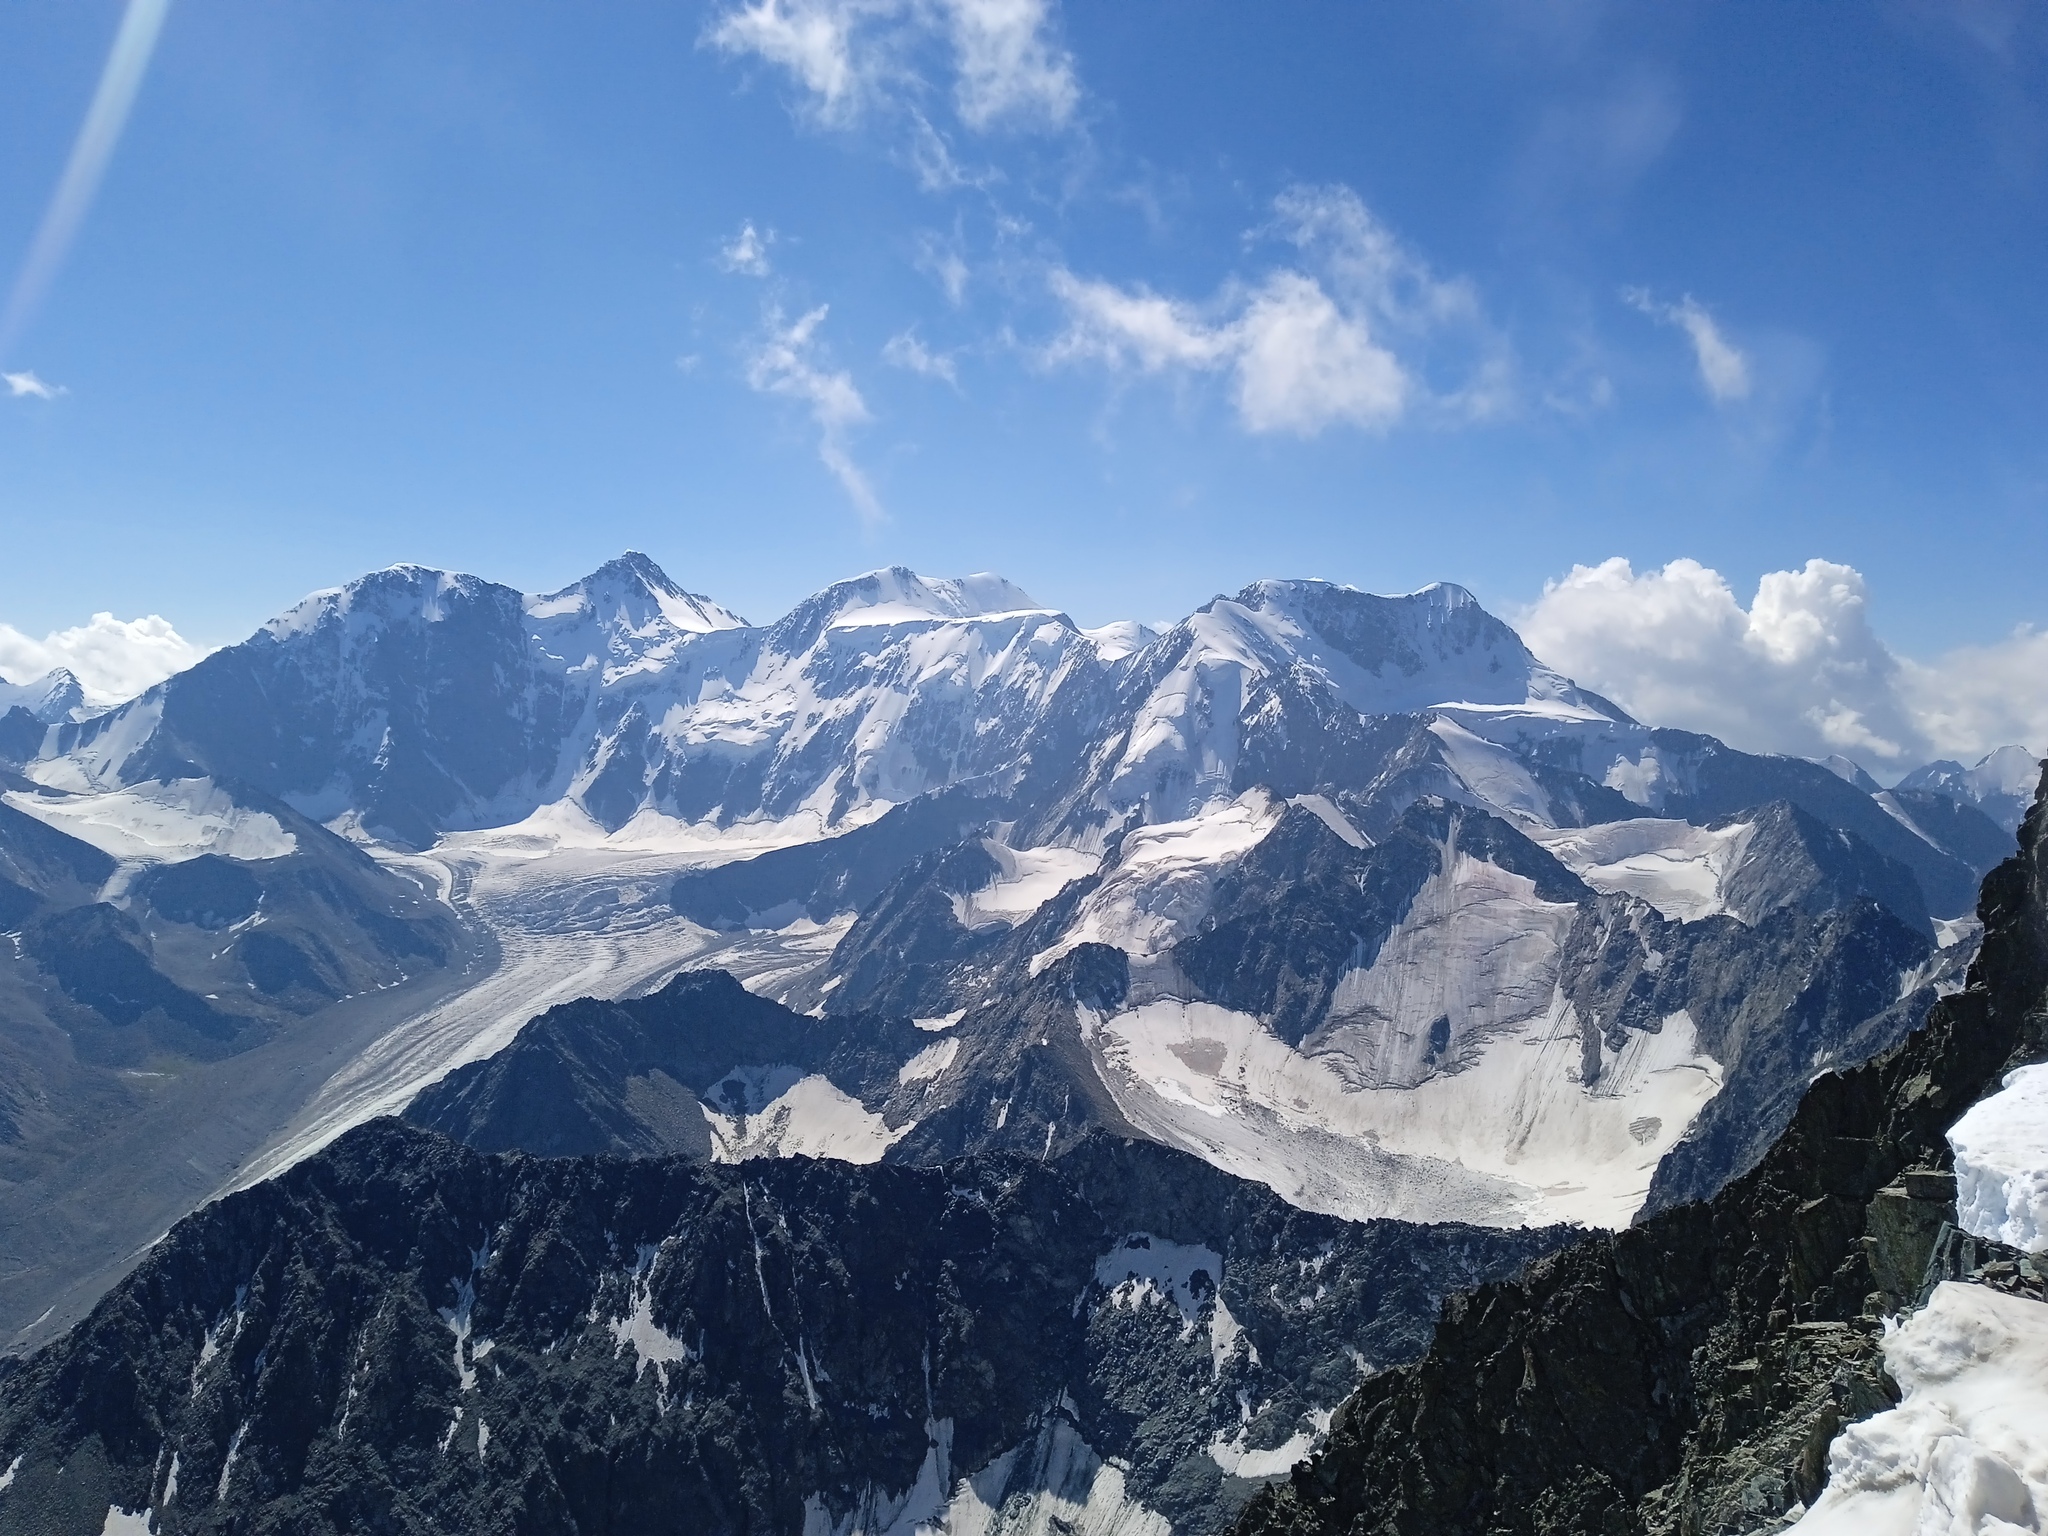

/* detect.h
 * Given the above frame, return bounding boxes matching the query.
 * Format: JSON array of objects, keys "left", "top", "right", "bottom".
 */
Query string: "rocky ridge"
[{"left": 0, "top": 1125, "right": 1564, "bottom": 1536}]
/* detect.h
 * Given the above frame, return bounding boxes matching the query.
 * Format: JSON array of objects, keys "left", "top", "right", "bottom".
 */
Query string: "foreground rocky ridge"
[
  {"left": 0, "top": 1126, "right": 1565, "bottom": 1536},
  {"left": 1233, "top": 768, "right": 2048, "bottom": 1536}
]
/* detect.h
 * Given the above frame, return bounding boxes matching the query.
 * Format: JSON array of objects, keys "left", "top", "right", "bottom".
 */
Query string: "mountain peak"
[
  {"left": 0, "top": 666, "right": 86, "bottom": 724},
  {"left": 776, "top": 567, "right": 1048, "bottom": 641},
  {"left": 533, "top": 552, "right": 748, "bottom": 634}
]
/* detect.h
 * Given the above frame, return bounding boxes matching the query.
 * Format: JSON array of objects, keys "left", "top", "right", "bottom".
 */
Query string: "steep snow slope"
[{"left": 0, "top": 669, "right": 85, "bottom": 724}]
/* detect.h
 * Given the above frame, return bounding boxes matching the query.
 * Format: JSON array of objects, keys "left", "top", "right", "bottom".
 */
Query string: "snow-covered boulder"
[
  {"left": 1950, "top": 1063, "right": 2048, "bottom": 1254},
  {"left": 1795, "top": 1281, "right": 2048, "bottom": 1536}
]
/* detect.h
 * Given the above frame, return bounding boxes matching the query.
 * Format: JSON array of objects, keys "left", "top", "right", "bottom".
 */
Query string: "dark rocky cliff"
[
  {"left": 0, "top": 1127, "right": 1565, "bottom": 1536},
  {"left": 1233, "top": 767, "right": 2048, "bottom": 1536}
]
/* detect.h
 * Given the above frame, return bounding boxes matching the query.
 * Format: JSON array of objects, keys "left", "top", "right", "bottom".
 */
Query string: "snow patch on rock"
[
  {"left": 899, "top": 1037, "right": 961, "bottom": 1085},
  {"left": 1207, "top": 1408, "right": 1333, "bottom": 1481},
  {"left": 607, "top": 1241, "right": 694, "bottom": 1391},
  {"left": 952, "top": 843, "right": 1100, "bottom": 931},
  {"left": 802, "top": 1409, "right": 1173, "bottom": 1536},
  {"left": 1092, "top": 1233, "right": 1244, "bottom": 1375},
  {"left": 703, "top": 1074, "right": 908, "bottom": 1164}
]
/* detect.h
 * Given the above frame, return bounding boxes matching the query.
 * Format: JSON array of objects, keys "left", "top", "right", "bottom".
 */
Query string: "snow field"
[
  {"left": 702, "top": 1074, "right": 907, "bottom": 1165},
  {"left": 1529, "top": 817, "right": 1758, "bottom": 923},
  {"left": 951, "top": 843, "right": 1102, "bottom": 930},
  {"left": 6, "top": 777, "right": 298, "bottom": 864},
  {"left": 1032, "top": 791, "right": 1279, "bottom": 972}
]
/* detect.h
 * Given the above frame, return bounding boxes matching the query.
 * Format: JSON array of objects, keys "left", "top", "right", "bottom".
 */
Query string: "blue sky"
[{"left": 3, "top": 1, "right": 2046, "bottom": 766}]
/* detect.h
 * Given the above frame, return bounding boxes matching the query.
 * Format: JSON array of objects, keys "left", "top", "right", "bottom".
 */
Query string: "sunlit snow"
[
  {"left": 1089, "top": 992, "right": 1719, "bottom": 1229},
  {"left": 1530, "top": 817, "right": 1757, "bottom": 923},
  {"left": 1793, "top": 1284, "right": 2048, "bottom": 1536},
  {"left": 5, "top": 777, "right": 297, "bottom": 864},
  {"left": 951, "top": 843, "right": 1101, "bottom": 930},
  {"left": 703, "top": 1073, "right": 908, "bottom": 1164},
  {"left": 1949, "top": 1064, "right": 2048, "bottom": 1253}
]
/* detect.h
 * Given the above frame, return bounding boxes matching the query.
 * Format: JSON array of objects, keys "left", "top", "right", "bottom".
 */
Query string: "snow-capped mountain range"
[{"left": 0, "top": 554, "right": 2033, "bottom": 1349}]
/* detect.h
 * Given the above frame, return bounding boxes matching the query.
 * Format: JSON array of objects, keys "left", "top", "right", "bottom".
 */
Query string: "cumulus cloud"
[
  {"left": 1900, "top": 628, "right": 2048, "bottom": 766},
  {"left": 746, "top": 305, "right": 884, "bottom": 526},
  {"left": 4, "top": 370, "right": 63, "bottom": 399},
  {"left": 881, "top": 328, "right": 958, "bottom": 384},
  {"left": 1517, "top": 556, "right": 2044, "bottom": 770},
  {"left": 0, "top": 611, "right": 210, "bottom": 706},
  {"left": 1046, "top": 184, "right": 1503, "bottom": 436},
  {"left": 720, "top": 221, "right": 776, "bottom": 276},
  {"left": 708, "top": 0, "right": 1077, "bottom": 132},
  {"left": 1623, "top": 288, "right": 1752, "bottom": 402}
]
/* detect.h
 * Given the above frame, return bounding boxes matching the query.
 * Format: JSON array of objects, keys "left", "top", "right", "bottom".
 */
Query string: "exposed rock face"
[
  {"left": 1233, "top": 767, "right": 2048, "bottom": 1536},
  {"left": 0, "top": 1128, "right": 1563, "bottom": 1536}
]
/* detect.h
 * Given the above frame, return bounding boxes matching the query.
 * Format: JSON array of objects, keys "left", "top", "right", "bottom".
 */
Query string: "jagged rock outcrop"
[{"left": 1234, "top": 767, "right": 2048, "bottom": 1536}]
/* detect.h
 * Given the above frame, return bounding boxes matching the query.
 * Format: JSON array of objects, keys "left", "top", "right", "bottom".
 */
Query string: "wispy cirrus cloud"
[
  {"left": 707, "top": 0, "right": 1078, "bottom": 134},
  {"left": 881, "top": 328, "right": 958, "bottom": 385},
  {"left": 1517, "top": 555, "right": 2047, "bottom": 768},
  {"left": 1044, "top": 184, "right": 1508, "bottom": 436},
  {"left": 746, "top": 305, "right": 884, "bottom": 527},
  {"left": 1, "top": 0, "right": 173, "bottom": 360},
  {"left": 1622, "top": 287, "right": 1752, "bottom": 403}
]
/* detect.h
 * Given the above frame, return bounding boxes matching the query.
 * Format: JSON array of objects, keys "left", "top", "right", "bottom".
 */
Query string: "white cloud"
[
  {"left": 881, "top": 328, "right": 958, "bottom": 384},
  {"left": 0, "top": 611, "right": 210, "bottom": 706},
  {"left": 914, "top": 228, "right": 971, "bottom": 304},
  {"left": 1623, "top": 288, "right": 1752, "bottom": 402},
  {"left": 4, "top": 370, "right": 64, "bottom": 399},
  {"left": 1232, "top": 271, "right": 1407, "bottom": 434},
  {"left": 1517, "top": 556, "right": 2046, "bottom": 770},
  {"left": 746, "top": 305, "right": 884, "bottom": 526},
  {"left": 709, "top": 0, "right": 870, "bottom": 123},
  {"left": 720, "top": 221, "right": 775, "bottom": 276},
  {"left": 1046, "top": 184, "right": 1501, "bottom": 436},
  {"left": 1901, "top": 629, "right": 2048, "bottom": 767},
  {"left": 939, "top": 0, "right": 1077, "bottom": 128},
  {"left": 707, "top": 0, "right": 1077, "bottom": 133}
]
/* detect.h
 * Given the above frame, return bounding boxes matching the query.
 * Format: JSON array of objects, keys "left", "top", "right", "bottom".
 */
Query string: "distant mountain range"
[{"left": 0, "top": 554, "right": 2037, "bottom": 1533}]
